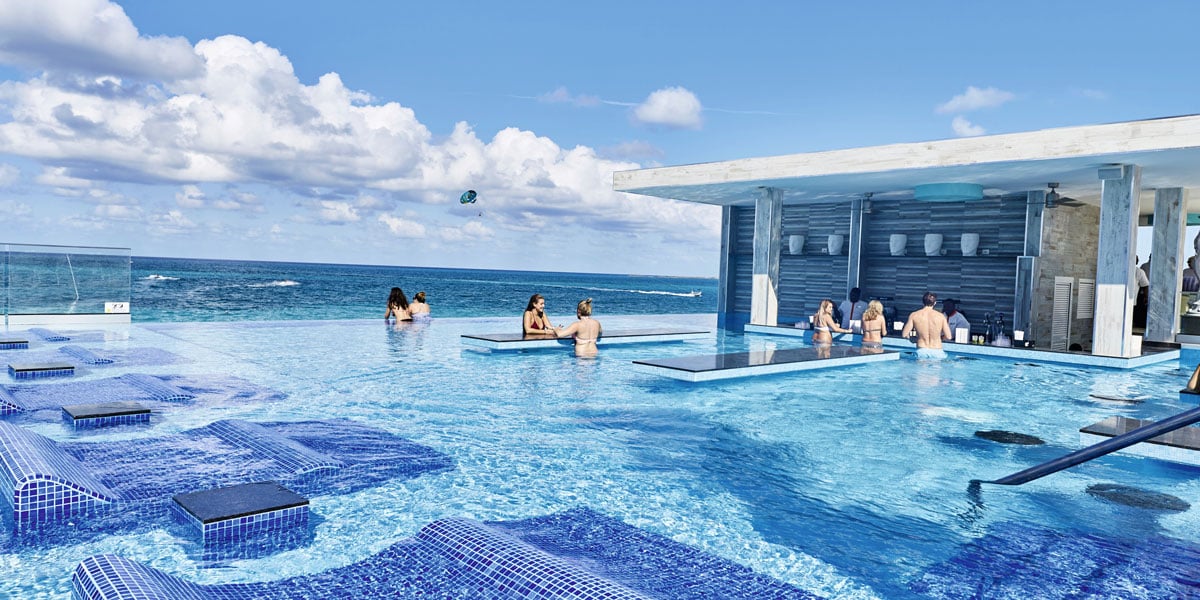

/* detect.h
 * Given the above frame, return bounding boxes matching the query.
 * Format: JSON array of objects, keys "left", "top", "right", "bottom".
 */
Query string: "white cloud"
[
  {"left": 317, "top": 200, "right": 360, "bottom": 223},
  {"left": 0, "top": 0, "right": 202, "bottom": 80},
  {"left": 936, "top": 86, "right": 1015, "bottom": 114},
  {"left": 951, "top": 116, "right": 986, "bottom": 137},
  {"left": 148, "top": 209, "right": 196, "bottom": 234},
  {"left": 0, "top": 2, "right": 721, "bottom": 267},
  {"left": 439, "top": 220, "right": 494, "bottom": 242},
  {"left": 632, "top": 86, "right": 703, "bottom": 129},
  {"left": 176, "top": 184, "right": 205, "bottom": 208},
  {"left": 379, "top": 213, "right": 426, "bottom": 238},
  {"left": 94, "top": 203, "right": 141, "bottom": 220},
  {"left": 1079, "top": 88, "right": 1108, "bottom": 101},
  {"left": 0, "top": 199, "right": 31, "bottom": 216}
]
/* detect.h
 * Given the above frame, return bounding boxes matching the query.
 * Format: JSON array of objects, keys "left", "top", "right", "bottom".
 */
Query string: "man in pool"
[{"left": 901, "top": 291, "right": 951, "bottom": 359}]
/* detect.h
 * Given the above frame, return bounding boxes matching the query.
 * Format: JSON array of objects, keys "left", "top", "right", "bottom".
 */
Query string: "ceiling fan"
[{"left": 1044, "top": 182, "right": 1084, "bottom": 208}]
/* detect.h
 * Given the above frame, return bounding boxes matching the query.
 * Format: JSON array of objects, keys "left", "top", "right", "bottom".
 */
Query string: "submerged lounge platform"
[
  {"left": 633, "top": 345, "right": 897, "bottom": 382},
  {"left": 461, "top": 328, "right": 709, "bottom": 351},
  {"left": 1080, "top": 416, "right": 1200, "bottom": 467}
]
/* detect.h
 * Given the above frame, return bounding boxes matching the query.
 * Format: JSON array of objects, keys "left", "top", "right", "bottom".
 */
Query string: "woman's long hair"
[
  {"left": 577, "top": 297, "right": 593, "bottom": 317},
  {"left": 525, "top": 294, "right": 544, "bottom": 316},
  {"left": 414, "top": 291, "right": 426, "bottom": 303},
  {"left": 813, "top": 299, "right": 832, "bottom": 322},
  {"left": 863, "top": 300, "right": 883, "bottom": 321},
  {"left": 388, "top": 287, "right": 409, "bottom": 310}
]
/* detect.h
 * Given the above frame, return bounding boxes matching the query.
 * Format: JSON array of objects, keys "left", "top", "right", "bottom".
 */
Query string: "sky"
[{"left": 0, "top": 1, "right": 1198, "bottom": 277}]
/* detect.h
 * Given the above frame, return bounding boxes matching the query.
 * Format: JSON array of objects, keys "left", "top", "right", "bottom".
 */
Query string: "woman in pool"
[
  {"left": 384, "top": 287, "right": 412, "bottom": 322},
  {"left": 860, "top": 299, "right": 888, "bottom": 351},
  {"left": 409, "top": 291, "right": 431, "bottom": 320},
  {"left": 523, "top": 294, "right": 554, "bottom": 334},
  {"left": 811, "top": 298, "right": 852, "bottom": 345},
  {"left": 555, "top": 298, "right": 603, "bottom": 357}
]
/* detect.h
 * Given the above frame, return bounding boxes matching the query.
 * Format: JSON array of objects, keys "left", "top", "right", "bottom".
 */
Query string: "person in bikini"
[
  {"left": 523, "top": 294, "right": 554, "bottom": 335},
  {"left": 409, "top": 291, "right": 431, "bottom": 320},
  {"left": 384, "top": 287, "right": 412, "bottom": 322},
  {"left": 901, "top": 291, "right": 952, "bottom": 359},
  {"left": 860, "top": 299, "right": 888, "bottom": 352},
  {"left": 812, "top": 298, "right": 852, "bottom": 345},
  {"left": 555, "top": 298, "right": 602, "bottom": 357}
]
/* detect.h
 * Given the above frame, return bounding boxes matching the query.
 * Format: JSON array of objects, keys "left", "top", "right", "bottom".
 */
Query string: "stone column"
[
  {"left": 1145, "top": 187, "right": 1187, "bottom": 342},
  {"left": 1014, "top": 190, "right": 1045, "bottom": 334},
  {"left": 1092, "top": 165, "right": 1142, "bottom": 357},
  {"left": 846, "top": 197, "right": 865, "bottom": 295},
  {"left": 750, "top": 187, "right": 783, "bottom": 325},
  {"left": 716, "top": 205, "right": 736, "bottom": 328}
]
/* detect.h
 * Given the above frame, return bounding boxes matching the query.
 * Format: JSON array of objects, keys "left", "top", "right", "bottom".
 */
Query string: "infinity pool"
[{"left": 2, "top": 314, "right": 1199, "bottom": 599}]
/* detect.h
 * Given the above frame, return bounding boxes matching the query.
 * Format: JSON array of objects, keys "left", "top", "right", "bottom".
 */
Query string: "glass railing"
[{"left": 3, "top": 243, "right": 131, "bottom": 317}]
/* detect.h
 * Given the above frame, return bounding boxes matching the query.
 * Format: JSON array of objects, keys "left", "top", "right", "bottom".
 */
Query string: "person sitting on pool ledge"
[
  {"left": 860, "top": 299, "right": 888, "bottom": 351},
  {"left": 409, "top": 291, "right": 431, "bottom": 320},
  {"left": 554, "top": 298, "right": 603, "bottom": 357},
  {"left": 901, "top": 291, "right": 951, "bottom": 359},
  {"left": 523, "top": 294, "right": 554, "bottom": 335}
]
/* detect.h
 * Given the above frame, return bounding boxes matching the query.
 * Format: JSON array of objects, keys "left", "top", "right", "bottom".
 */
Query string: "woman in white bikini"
[
  {"left": 555, "top": 298, "right": 602, "bottom": 357},
  {"left": 811, "top": 299, "right": 851, "bottom": 345},
  {"left": 409, "top": 291, "right": 431, "bottom": 320}
]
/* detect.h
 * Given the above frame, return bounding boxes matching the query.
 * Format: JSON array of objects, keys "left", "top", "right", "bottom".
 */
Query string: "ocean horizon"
[{"left": 131, "top": 255, "right": 718, "bottom": 323}]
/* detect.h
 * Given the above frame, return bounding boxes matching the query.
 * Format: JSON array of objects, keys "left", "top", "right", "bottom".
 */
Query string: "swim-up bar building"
[{"left": 614, "top": 114, "right": 1200, "bottom": 359}]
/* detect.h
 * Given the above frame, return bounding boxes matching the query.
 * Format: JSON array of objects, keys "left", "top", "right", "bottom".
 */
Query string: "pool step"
[
  {"left": 1080, "top": 415, "right": 1200, "bottom": 466},
  {"left": 173, "top": 481, "right": 309, "bottom": 545},
  {"left": 62, "top": 402, "right": 150, "bottom": 429},
  {"left": 8, "top": 362, "right": 75, "bottom": 380},
  {"left": 0, "top": 338, "right": 28, "bottom": 350}
]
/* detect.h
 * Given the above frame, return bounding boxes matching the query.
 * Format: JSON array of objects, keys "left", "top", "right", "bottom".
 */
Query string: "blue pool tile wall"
[
  {"left": 0, "top": 422, "right": 120, "bottom": 527},
  {"left": 15, "top": 346, "right": 182, "bottom": 369},
  {"left": 0, "top": 418, "right": 451, "bottom": 542},
  {"left": 0, "top": 340, "right": 28, "bottom": 350},
  {"left": 63, "top": 410, "right": 151, "bottom": 430},
  {"left": 172, "top": 500, "right": 309, "bottom": 545},
  {"left": 72, "top": 508, "right": 820, "bottom": 600},
  {"left": 9, "top": 364, "right": 75, "bottom": 380}
]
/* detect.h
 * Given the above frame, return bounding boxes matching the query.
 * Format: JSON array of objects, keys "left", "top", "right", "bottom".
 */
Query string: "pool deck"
[
  {"left": 633, "top": 345, "right": 898, "bottom": 382},
  {"left": 744, "top": 324, "right": 1180, "bottom": 369},
  {"left": 1080, "top": 415, "right": 1200, "bottom": 466},
  {"left": 461, "top": 328, "right": 709, "bottom": 351}
]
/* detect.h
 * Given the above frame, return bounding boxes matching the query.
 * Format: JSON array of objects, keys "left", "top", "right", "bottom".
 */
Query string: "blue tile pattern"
[
  {"left": 9, "top": 363, "right": 74, "bottom": 380},
  {"left": 28, "top": 328, "right": 70, "bottom": 342},
  {"left": 910, "top": 520, "right": 1200, "bottom": 598},
  {"left": 0, "top": 387, "right": 20, "bottom": 416},
  {"left": 0, "top": 419, "right": 450, "bottom": 544},
  {"left": 0, "top": 340, "right": 28, "bottom": 350},
  {"left": 207, "top": 420, "right": 346, "bottom": 477},
  {"left": 0, "top": 373, "right": 271, "bottom": 422},
  {"left": 173, "top": 500, "right": 309, "bottom": 545},
  {"left": 64, "top": 411, "right": 151, "bottom": 430},
  {"left": 58, "top": 346, "right": 114, "bottom": 365},
  {"left": 0, "top": 422, "right": 119, "bottom": 527},
  {"left": 71, "top": 508, "right": 819, "bottom": 600},
  {"left": 418, "top": 517, "right": 649, "bottom": 599},
  {"left": 118, "top": 374, "right": 195, "bottom": 403}
]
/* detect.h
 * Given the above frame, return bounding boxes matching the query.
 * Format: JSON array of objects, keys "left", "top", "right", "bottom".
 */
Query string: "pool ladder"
[{"left": 973, "top": 404, "right": 1200, "bottom": 486}]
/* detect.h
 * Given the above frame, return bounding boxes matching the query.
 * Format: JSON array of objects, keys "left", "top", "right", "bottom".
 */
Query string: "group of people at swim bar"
[
  {"left": 522, "top": 294, "right": 603, "bottom": 357},
  {"left": 808, "top": 289, "right": 971, "bottom": 360}
]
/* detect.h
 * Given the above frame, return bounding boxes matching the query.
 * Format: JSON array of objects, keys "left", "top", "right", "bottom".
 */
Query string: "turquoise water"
[
  {"left": 2, "top": 315, "right": 1198, "bottom": 598},
  {"left": 130, "top": 257, "right": 716, "bottom": 322}
]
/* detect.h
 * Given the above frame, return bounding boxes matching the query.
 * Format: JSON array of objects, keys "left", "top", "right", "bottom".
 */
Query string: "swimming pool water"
[{"left": 2, "top": 314, "right": 1199, "bottom": 599}]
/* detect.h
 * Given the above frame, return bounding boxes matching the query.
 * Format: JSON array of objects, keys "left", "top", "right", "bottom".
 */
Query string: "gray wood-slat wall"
[{"left": 726, "top": 198, "right": 1029, "bottom": 330}]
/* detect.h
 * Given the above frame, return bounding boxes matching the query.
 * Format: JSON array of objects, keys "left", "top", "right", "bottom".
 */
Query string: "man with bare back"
[{"left": 901, "top": 291, "right": 952, "bottom": 359}]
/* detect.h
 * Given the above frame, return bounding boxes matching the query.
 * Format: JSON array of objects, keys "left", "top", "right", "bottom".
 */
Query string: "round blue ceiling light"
[{"left": 913, "top": 183, "right": 984, "bottom": 202}]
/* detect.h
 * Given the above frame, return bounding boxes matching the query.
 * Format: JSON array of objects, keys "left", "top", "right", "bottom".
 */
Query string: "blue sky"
[{"left": 0, "top": 1, "right": 1197, "bottom": 276}]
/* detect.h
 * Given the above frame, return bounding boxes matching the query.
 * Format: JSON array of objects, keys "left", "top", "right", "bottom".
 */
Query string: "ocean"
[{"left": 131, "top": 256, "right": 717, "bottom": 322}]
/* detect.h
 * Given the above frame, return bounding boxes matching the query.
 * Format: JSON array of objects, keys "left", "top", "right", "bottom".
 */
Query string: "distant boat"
[{"left": 686, "top": 290, "right": 702, "bottom": 297}]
